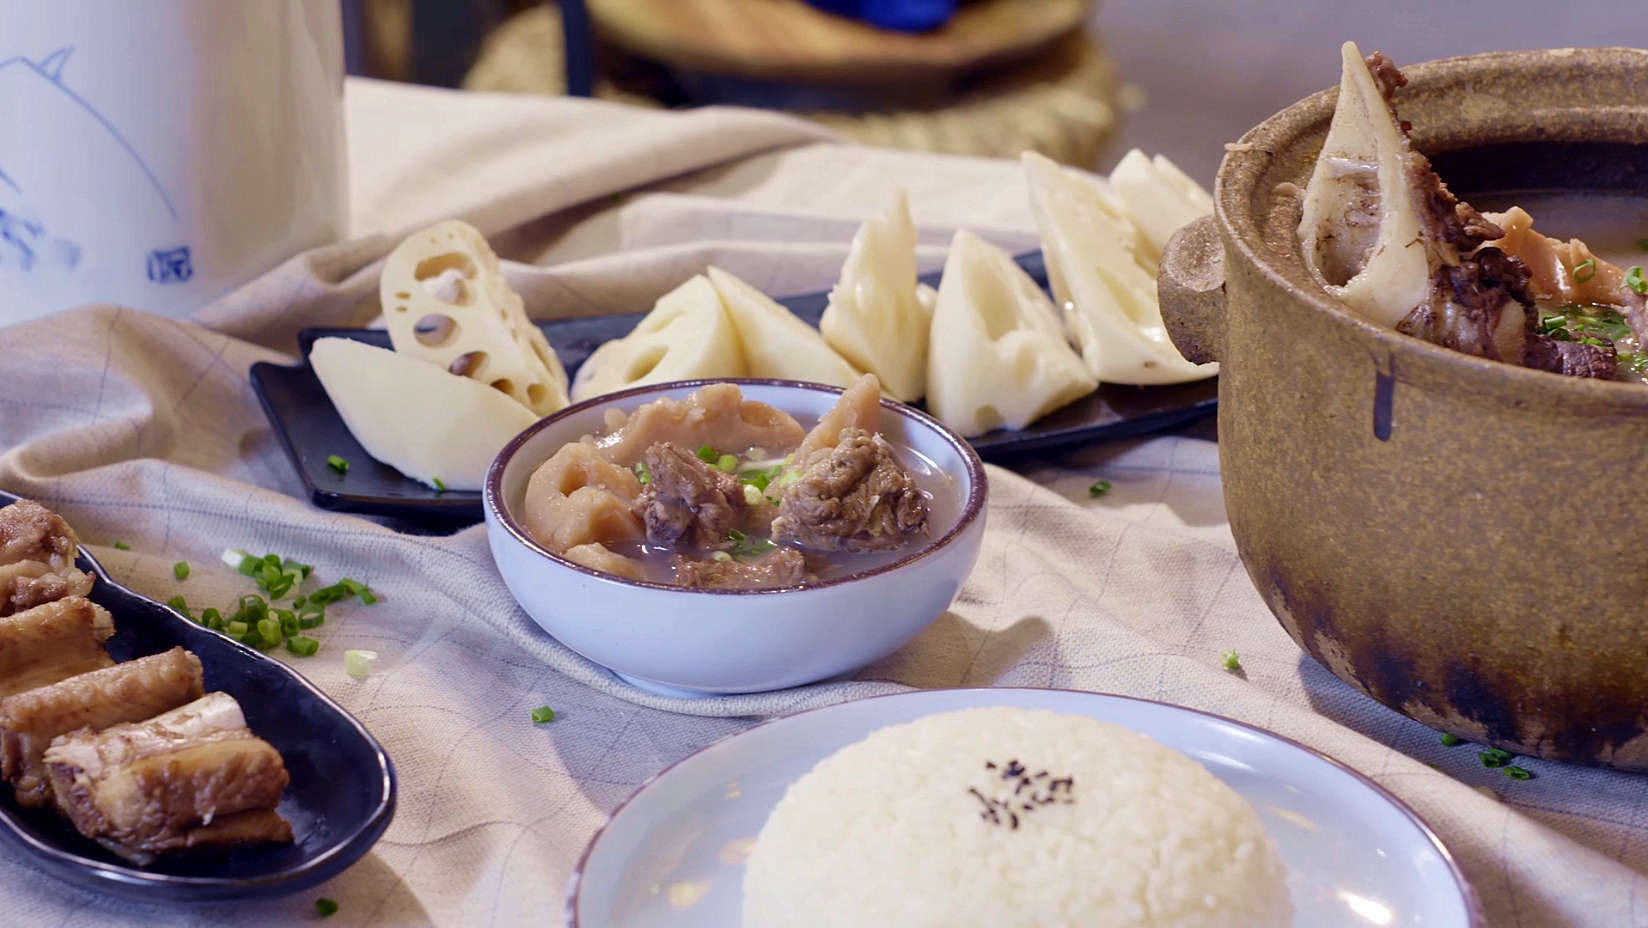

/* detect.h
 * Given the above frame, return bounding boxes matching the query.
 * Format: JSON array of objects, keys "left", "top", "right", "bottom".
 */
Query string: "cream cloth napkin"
[{"left": 0, "top": 79, "right": 1642, "bottom": 927}]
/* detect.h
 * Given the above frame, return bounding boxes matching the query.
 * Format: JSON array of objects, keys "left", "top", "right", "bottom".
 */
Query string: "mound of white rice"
[{"left": 742, "top": 707, "right": 1291, "bottom": 928}]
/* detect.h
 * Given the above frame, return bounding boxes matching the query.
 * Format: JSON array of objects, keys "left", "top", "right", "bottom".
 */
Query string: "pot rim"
[{"left": 1212, "top": 45, "right": 1648, "bottom": 410}]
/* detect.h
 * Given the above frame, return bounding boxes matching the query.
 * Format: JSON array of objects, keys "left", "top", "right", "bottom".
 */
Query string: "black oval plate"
[
  {"left": 0, "top": 491, "right": 396, "bottom": 903},
  {"left": 249, "top": 251, "right": 1219, "bottom": 525}
]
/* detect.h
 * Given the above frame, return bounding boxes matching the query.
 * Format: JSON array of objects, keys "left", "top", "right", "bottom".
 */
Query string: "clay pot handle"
[{"left": 1158, "top": 214, "right": 1226, "bottom": 365}]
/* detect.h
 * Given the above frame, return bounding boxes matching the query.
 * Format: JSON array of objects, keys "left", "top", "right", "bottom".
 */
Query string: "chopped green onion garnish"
[
  {"left": 1479, "top": 747, "right": 1514, "bottom": 769},
  {"left": 530, "top": 706, "right": 556, "bottom": 723},
  {"left": 226, "top": 620, "right": 248, "bottom": 638},
  {"left": 1626, "top": 265, "right": 1646, "bottom": 296},
  {"left": 286, "top": 635, "right": 320, "bottom": 657},
  {"left": 297, "top": 602, "right": 326, "bottom": 628},
  {"left": 741, "top": 539, "right": 777, "bottom": 558},
  {"left": 338, "top": 578, "right": 379, "bottom": 604},
  {"left": 633, "top": 461, "right": 650, "bottom": 485},
  {"left": 258, "top": 618, "right": 281, "bottom": 647},
  {"left": 743, "top": 484, "right": 764, "bottom": 506},
  {"left": 695, "top": 445, "right": 718, "bottom": 463},
  {"left": 711, "top": 551, "right": 733, "bottom": 562},
  {"left": 344, "top": 649, "right": 378, "bottom": 678},
  {"left": 173, "top": 561, "right": 190, "bottom": 581},
  {"left": 432, "top": 477, "right": 447, "bottom": 493},
  {"left": 166, "top": 595, "right": 191, "bottom": 618},
  {"left": 315, "top": 897, "right": 339, "bottom": 917},
  {"left": 277, "top": 610, "right": 300, "bottom": 637},
  {"left": 200, "top": 607, "right": 223, "bottom": 630},
  {"left": 1440, "top": 733, "right": 1463, "bottom": 747},
  {"left": 327, "top": 454, "right": 349, "bottom": 475},
  {"left": 221, "top": 548, "right": 248, "bottom": 570},
  {"left": 727, "top": 529, "right": 748, "bottom": 542},
  {"left": 1220, "top": 649, "right": 1241, "bottom": 673},
  {"left": 1503, "top": 765, "right": 1533, "bottom": 780},
  {"left": 738, "top": 471, "right": 771, "bottom": 492},
  {"left": 715, "top": 454, "right": 738, "bottom": 472},
  {"left": 1088, "top": 480, "right": 1112, "bottom": 497},
  {"left": 1573, "top": 258, "right": 1597, "bottom": 283},
  {"left": 114, "top": 541, "right": 130, "bottom": 551}
]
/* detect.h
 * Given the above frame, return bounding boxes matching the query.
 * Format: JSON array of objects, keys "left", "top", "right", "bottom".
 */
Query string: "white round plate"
[{"left": 569, "top": 688, "right": 1482, "bottom": 927}]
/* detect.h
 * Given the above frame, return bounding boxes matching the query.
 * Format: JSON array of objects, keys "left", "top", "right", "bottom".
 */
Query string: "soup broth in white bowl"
[{"left": 484, "top": 379, "right": 987, "bottom": 697}]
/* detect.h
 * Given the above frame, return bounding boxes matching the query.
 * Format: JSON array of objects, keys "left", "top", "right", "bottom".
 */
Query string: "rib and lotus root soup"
[
  {"left": 521, "top": 375, "right": 953, "bottom": 590},
  {"left": 1298, "top": 42, "right": 1648, "bottom": 384}
]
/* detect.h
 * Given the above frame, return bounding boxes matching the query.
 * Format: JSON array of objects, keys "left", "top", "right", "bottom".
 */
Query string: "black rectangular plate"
[
  {"left": 0, "top": 492, "right": 396, "bottom": 903},
  {"left": 249, "top": 251, "right": 1218, "bottom": 525}
]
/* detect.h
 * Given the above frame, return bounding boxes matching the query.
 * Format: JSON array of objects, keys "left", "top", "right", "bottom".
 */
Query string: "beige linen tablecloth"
[{"left": 0, "top": 79, "right": 1643, "bottom": 927}]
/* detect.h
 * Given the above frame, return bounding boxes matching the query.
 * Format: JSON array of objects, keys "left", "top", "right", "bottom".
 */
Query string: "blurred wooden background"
[
  {"left": 343, "top": 0, "right": 1634, "bottom": 181},
  {"left": 345, "top": 0, "right": 1119, "bottom": 167}
]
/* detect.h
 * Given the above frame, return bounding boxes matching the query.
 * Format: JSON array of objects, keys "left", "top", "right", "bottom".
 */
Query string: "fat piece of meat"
[
  {"left": 0, "top": 500, "right": 96, "bottom": 617},
  {"left": 634, "top": 442, "right": 747, "bottom": 549},
  {"left": 771, "top": 428, "right": 929, "bottom": 552},
  {"left": 44, "top": 692, "right": 292, "bottom": 865},
  {"left": 0, "top": 500, "right": 80, "bottom": 572},
  {"left": 670, "top": 547, "right": 809, "bottom": 590},
  {"left": 3, "top": 566, "right": 96, "bottom": 616},
  {"left": 0, "top": 597, "right": 115, "bottom": 699},
  {"left": 0, "top": 647, "right": 205, "bottom": 808}
]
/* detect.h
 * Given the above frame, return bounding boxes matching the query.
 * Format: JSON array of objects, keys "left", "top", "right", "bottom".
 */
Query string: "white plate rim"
[{"left": 566, "top": 687, "right": 1486, "bottom": 927}]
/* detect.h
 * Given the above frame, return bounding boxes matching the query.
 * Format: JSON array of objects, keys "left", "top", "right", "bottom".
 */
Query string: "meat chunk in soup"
[
  {"left": 1523, "top": 332, "right": 1620, "bottom": 379},
  {"left": 593, "top": 383, "right": 805, "bottom": 464},
  {"left": 522, "top": 443, "right": 646, "bottom": 558},
  {"left": 671, "top": 547, "right": 809, "bottom": 590},
  {"left": 772, "top": 428, "right": 929, "bottom": 552},
  {"left": 635, "top": 442, "right": 748, "bottom": 549}
]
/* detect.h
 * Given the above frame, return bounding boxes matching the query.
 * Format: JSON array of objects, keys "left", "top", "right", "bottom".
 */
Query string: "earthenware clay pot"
[{"left": 1159, "top": 47, "right": 1648, "bottom": 770}]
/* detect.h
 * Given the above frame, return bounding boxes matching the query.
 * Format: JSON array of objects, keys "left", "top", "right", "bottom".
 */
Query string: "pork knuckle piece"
[
  {"left": 634, "top": 442, "right": 747, "bottom": 549},
  {"left": 772, "top": 429, "right": 929, "bottom": 552}
]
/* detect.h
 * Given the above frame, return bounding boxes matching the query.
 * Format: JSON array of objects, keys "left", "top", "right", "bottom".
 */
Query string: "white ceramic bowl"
[{"left": 484, "top": 379, "right": 988, "bottom": 697}]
